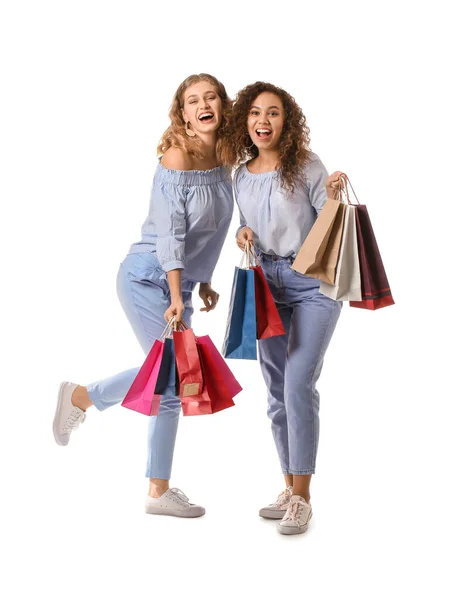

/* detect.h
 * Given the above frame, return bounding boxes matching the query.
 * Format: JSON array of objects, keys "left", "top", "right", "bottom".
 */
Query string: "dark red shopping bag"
[
  {"left": 180, "top": 336, "right": 241, "bottom": 416},
  {"left": 173, "top": 327, "right": 203, "bottom": 397},
  {"left": 349, "top": 205, "right": 394, "bottom": 310},
  {"left": 251, "top": 265, "right": 286, "bottom": 339}
]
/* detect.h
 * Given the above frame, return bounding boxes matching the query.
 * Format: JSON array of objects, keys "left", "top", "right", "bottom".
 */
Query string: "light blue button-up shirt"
[
  {"left": 129, "top": 161, "right": 233, "bottom": 282},
  {"left": 234, "top": 152, "right": 329, "bottom": 257}
]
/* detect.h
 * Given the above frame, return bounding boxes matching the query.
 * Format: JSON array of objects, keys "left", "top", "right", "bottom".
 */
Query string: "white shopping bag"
[{"left": 319, "top": 205, "right": 362, "bottom": 301}]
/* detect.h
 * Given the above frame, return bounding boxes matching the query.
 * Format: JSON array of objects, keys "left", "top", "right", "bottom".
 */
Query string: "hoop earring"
[
  {"left": 245, "top": 137, "right": 255, "bottom": 150},
  {"left": 186, "top": 121, "right": 196, "bottom": 137}
]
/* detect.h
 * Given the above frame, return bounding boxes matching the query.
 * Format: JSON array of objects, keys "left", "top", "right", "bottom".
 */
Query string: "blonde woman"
[{"left": 53, "top": 74, "right": 233, "bottom": 518}]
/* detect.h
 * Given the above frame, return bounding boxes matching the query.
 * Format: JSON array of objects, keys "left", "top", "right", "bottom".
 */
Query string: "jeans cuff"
[
  {"left": 86, "top": 384, "right": 108, "bottom": 411},
  {"left": 145, "top": 470, "right": 172, "bottom": 480},
  {"left": 287, "top": 469, "right": 316, "bottom": 475}
]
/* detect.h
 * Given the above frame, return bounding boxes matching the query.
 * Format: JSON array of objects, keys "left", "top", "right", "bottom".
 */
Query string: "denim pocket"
[
  {"left": 288, "top": 266, "right": 320, "bottom": 288},
  {"left": 289, "top": 266, "right": 311, "bottom": 279}
]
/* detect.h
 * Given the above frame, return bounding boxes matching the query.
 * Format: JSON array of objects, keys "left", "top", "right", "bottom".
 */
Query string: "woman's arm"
[
  {"left": 198, "top": 282, "right": 220, "bottom": 313},
  {"left": 307, "top": 157, "right": 345, "bottom": 210},
  {"left": 233, "top": 167, "right": 254, "bottom": 250},
  {"left": 307, "top": 155, "right": 330, "bottom": 214},
  {"left": 236, "top": 226, "right": 254, "bottom": 250},
  {"left": 154, "top": 148, "right": 190, "bottom": 325},
  {"left": 325, "top": 171, "right": 346, "bottom": 199},
  {"left": 164, "top": 269, "right": 184, "bottom": 324}
]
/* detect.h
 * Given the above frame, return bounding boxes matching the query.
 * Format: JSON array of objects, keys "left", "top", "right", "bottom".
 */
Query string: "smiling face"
[
  {"left": 182, "top": 81, "right": 223, "bottom": 137},
  {"left": 247, "top": 92, "right": 285, "bottom": 151}
]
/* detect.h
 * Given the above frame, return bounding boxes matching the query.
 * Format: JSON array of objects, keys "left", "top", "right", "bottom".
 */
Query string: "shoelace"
[
  {"left": 169, "top": 488, "right": 190, "bottom": 505},
  {"left": 62, "top": 408, "right": 86, "bottom": 434},
  {"left": 283, "top": 498, "right": 306, "bottom": 525},
  {"left": 274, "top": 488, "right": 292, "bottom": 508}
]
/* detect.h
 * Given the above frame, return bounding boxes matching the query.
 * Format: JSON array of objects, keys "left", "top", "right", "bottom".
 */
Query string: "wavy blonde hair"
[
  {"left": 157, "top": 73, "right": 232, "bottom": 163},
  {"left": 223, "top": 82, "right": 311, "bottom": 191}
]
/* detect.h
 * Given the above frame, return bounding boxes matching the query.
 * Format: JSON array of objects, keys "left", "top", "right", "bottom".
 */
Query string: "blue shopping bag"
[
  {"left": 222, "top": 266, "right": 257, "bottom": 360},
  {"left": 154, "top": 337, "right": 174, "bottom": 394}
]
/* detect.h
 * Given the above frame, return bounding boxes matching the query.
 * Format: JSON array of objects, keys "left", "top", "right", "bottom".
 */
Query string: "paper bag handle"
[
  {"left": 160, "top": 317, "right": 176, "bottom": 340},
  {"left": 239, "top": 242, "right": 260, "bottom": 269},
  {"left": 336, "top": 173, "right": 360, "bottom": 205}
]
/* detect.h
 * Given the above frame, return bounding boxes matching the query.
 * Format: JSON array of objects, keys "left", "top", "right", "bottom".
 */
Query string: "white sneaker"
[
  {"left": 259, "top": 486, "right": 293, "bottom": 519},
  {"left": 53, "top": 382, "right": 86, "bottom": 446},
  {"left": 277, "top": 495, "right": 313, "bottom": 535},
  {"left": 145, "top": 488, "right": 205, "bottom": 518}
]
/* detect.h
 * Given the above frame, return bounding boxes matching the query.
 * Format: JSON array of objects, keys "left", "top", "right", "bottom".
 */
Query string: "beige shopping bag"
[
  {"left": 292, "top": 198, "right": 346, "bottom": 285},
  {"left": 320, "top": 204, "right": 362, "bottom": 301}
]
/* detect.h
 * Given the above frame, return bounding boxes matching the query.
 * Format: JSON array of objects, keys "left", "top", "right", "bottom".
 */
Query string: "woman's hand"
[
  {"left": 199, "top": 283, "right": 220, "bottom": 313},
  {"left": 164, "top": 298, "right": 185, "bottom": 325},
  {"left": 325, "top": 171, "right": 346, "bottom": 199},
  {"left": 236, "top": 226, "right": 254, "bottom": 251}
]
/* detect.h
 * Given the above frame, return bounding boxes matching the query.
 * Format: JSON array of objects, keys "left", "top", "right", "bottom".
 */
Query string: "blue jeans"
[
  {"left": 257, "top": 253, "right": 342, "bottom": 475},
  {"left": 86, "top": 252, "right": 195, "bottom": 480}
]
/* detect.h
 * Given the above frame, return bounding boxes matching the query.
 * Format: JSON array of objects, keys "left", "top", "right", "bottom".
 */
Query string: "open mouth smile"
[
  {"left": 255, "top": 128, "right": 272, "bottom": 140},
  {"left": 198, "top": 112, "right": 215, "bottom": 123}
]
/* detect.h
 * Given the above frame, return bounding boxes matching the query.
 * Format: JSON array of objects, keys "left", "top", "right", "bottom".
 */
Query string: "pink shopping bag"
[{"left": 121, "top": 319, "right": 175, "bottom": 416}]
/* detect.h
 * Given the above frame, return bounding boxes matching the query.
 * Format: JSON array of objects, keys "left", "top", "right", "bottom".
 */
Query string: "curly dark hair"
[{"left": 223, "top": 82, "right": 311, "bottom": 192}]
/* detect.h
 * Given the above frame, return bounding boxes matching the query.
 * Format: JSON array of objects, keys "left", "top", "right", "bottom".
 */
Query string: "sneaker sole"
[
  {"left": 145, "top": 506, "right": 205, "bottom": 518},
  {"left": 53, "top": 382, "right": 70, "bottom": 446},
  {"left": 259, "top": 508, "right": 287, "bottom": 519},
  {"left": 277, "top": 513, "right": 313, "bottom": 536}
]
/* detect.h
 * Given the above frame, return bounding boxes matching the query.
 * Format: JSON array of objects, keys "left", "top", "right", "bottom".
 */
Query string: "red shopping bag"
[
  {"left": 173, "top": 327, "right": 203, "bottom": 397},
  {"left": 251, "top": 265, "right": 286, "bottom": 339},
  {"left": 121, "top": 339, "right": 165, "bottom": 416},
  {"left": 349, "top": 205, "right": 394, "bottom": 310},
  {"left": 181, "top": 336, "right": 241, "bottom": 416},
  {"left": 196, "top": 335, "right": 242, "bottom": 398}
]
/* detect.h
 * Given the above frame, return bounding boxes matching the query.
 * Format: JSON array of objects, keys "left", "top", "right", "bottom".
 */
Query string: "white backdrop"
[{"left": 1, "top": 1, "right": 456, "bottom": 598}]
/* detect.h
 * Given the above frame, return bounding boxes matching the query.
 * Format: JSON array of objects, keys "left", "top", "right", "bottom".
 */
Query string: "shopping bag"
[
  {"left": 196, "top": 335, "right": 242, "bottom": 398},
  {"left": 291, "top": 197, "right": 346, "bottom": 284},
  {"left": 181, "top": 337, "right": 238, "bottom": 416},
  {"left": 251, "top": 260, "right": 286, "bottom": 340},
  {"left": 349, "top": 204, "right": 395, "bottom": 310},
  {"left": 319, "top": 204, "right": 362, "bottom": 301},
  {"left": 121, "top": 319, "right": 174, "bottom": 416},
  {"left": 173, "top": 326, "right": 203, "bottom": 397},
  {"left": 222, "top": 251, "right": 257, "bottom": 359},
  {"left": 154, "top": 338, "right": 174, "bottom": 394}
]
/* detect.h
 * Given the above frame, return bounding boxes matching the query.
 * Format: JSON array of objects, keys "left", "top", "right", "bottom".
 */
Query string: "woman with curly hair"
[
  {"left": 53, "top": 74, "right": 233, "bottom": 518},
  {"left": 226, "top": 82, "right": 344, "bottom": 535}
]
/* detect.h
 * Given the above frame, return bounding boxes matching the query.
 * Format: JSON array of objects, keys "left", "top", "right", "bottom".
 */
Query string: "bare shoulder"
[{"left": 161, "top": 147, "right": 192, "bottom": 170}]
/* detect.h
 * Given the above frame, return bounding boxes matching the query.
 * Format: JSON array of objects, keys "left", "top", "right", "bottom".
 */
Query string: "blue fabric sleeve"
[
  {"left": 306, "top": 156, "right": 329, "bottom": 215},
  {"left": 233, "top": 166, "right": 248, "bottom": 236},
  {"left": 152, "top": 182, "right": 188, "bottom": 272},
  {"left": 236, "top": 209, "right": 247, "bottom": 237}
]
